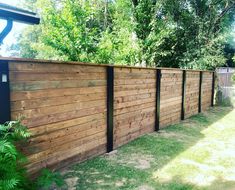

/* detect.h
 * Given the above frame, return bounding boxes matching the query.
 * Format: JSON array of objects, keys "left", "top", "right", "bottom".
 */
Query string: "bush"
[
  {"left": 0, "top": 121, "right": 31, "bottom": 190},
  {"left": 0, "top": 121, "right": 67, "bottom": 190},
  {"left": 232, "top": 73, "right": 235, "bottom": 82}
]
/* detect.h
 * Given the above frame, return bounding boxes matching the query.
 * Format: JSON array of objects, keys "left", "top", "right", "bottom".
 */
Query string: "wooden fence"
[
  {"left": 0, "top": 58, "right": 215, "bottom": 175},
  {"left": 216, "top": 67, "right": 235, "bottom": 99}
]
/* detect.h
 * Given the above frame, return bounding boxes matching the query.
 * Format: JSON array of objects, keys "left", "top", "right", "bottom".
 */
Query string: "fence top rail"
[{"left": 0, "top": 56, "right": 214, "bottom": 73}]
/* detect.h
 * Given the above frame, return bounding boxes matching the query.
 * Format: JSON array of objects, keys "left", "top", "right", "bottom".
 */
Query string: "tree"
[
  {"left": 95, "top": 0, "right": 140, "bottom": 65},
  {"left": 9, "top": 0, "right": 235, "bottom": 69},
  {"left": 130, "top": 0, "right": 235, "bottom": 69}
]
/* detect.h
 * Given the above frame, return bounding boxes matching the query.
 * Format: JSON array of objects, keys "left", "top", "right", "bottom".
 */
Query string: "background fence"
[
  {"left": 216, "top": 67, "right": 235, "bottom": 101},
  {"left": 0, "top": 58, "right": 214, "bottom": 175}
]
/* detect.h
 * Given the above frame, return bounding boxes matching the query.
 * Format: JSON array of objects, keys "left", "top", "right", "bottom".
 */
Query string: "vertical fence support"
[
  {"left": 155, "top": 69, "right": 161, "bottom": 131},
  {"left": 107, "top": 66, "right": 114, "bottom": 152},
  {"left": 198, "top": 71, "right": 203, "bottom": 113},
  {"left": 181, "top": 70, "right": 186, "bottom": 120},
  {"left": 211, "top": 72, "right": 215, "bottom": 107},
  {"left": 0, "top": 61, "right": 11, "bottom": 124}
]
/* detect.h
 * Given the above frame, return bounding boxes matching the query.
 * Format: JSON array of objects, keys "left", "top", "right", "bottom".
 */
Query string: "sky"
[
  {"left": 0, "top": 0, "right": 28, "bottom": 56},
  {"left": 0, "top": 0, "right": 18, "bottom": 6}
]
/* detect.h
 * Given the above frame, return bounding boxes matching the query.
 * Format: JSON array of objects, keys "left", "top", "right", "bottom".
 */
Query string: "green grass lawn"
[{"left": 61, "top": 107, "right": 235, "bottom": 190}]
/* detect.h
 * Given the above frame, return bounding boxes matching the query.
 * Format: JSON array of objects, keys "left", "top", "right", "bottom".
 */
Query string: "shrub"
[
  {"left": 232, "top": 73, "right": 235, "bottom": 82},
  {"left": 0, "top": 121, "right": 67, "bottom": 190},
  {"left": 0, "top": 121, "right": 31, "bottom": 190}
]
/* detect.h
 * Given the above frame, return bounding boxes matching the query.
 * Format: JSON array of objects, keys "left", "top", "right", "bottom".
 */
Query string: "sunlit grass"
[
  {"left": 62, "top": 107, "right": 235, "bottom": 190},
  {"left": 152, "top": 108, "right": 235, "bottom": 189}
]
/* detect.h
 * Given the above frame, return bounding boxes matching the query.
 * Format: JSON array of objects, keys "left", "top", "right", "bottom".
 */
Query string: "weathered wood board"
[
  {"left": 9, "top": 61, "right": 107, "bottom": 175},
  {"left": 2, "top": 58, "right": 214, "bottom": 175},
  {"left": 113, "top": 67, "right": 156, "bottom": 148}
]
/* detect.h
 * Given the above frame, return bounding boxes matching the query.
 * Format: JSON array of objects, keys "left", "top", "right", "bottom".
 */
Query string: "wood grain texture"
[
  {"left": 185, "top": 71, "right": 200, "bottom": 118},
  {"left": 113, "top": 67, "right": 156, "bottom": 148},
  {"left": 7, "top": 59, "right": 213, "bottom": 176},
  {"left": 160, "top": 70, "right": 183, "bottom": 128},
  {"left": 201, "top": 72, "right": 213, "bottom": 111},
  {"left": 9, "top": 61, "right": 107, "bottom": 175}
]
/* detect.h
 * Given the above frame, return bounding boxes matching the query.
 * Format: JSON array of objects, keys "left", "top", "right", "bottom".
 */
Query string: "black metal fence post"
[
  {"left": 107, "top": 66, "right": 114, "bottom": 152},
  {"left": 0, "top": 61, "right": 11, "bottom": 124},
  {"left": 198, "top": 71, "right": 203, "bottom": 113},
  {"left": 211, "top": 72, "right": 215, "bottom": 107},
  {"left": 155, "top": 69, "right": 161, "bottom": 131},
  {"left": 181, "top": 70, "right": 186, "bottom": 120}
]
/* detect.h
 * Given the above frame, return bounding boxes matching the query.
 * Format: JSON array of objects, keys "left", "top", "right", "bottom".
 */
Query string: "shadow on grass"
[{"left": 62, "top": 107, "right": 234, "bottom": 190}]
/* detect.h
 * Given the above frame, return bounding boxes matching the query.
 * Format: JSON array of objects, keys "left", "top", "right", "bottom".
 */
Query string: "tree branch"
[
  {"left": 209, "top": 0, "right": 223, "bottom": 8},
  {"left": 132, "top": 0, "right": 138, "bottom": 7},
  {"left": 214, "top": 2, "right": 235, "bottom": 27}
]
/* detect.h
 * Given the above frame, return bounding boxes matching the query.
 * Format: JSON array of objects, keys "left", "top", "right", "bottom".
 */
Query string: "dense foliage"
[
  {"left": 0, "top": 121, "right": 66, "bottom": 190},
  {"left": 9, "top": 0, "right": 235, "bottom": 69},
  {"left": 0, "top": 121, "right": 30, "bottom": 190},
  {"left": 232, "top": 73, "right": 235, "bottom": 82}
]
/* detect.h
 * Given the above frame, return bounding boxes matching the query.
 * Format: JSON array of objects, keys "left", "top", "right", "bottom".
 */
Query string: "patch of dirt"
[
  {"left": 137, "top": 185, "right": 155, "bottom": 190},
  {"left": 96, "top": 179, "right": 104, "bottom": 184},
  {"left": 183, "top": 120, "right": 197, "bottom": 127},
  {"left": 115, "top": 178, "right": 127, "bottom": 187},
  {"left": 135, "top": 159, "right": 151, "bottom": 170},
  {"left": 157, "top": 131, "right": 186, "bottom": 139},
  {"left": 105, "top": 150, "right": 118, "bottom": 159},
  {"left": 60, "top": 168, "right": 72, "bottom": 175},
  {"left": 64, "top": 177, "right": 79, "bottom": 190},
  {"left": 115, "top": 181, "right": 124, "bottom": 187},
  {"left": 108, "top": 153, "right": 155, "bottom": 170},
  {"left": 90, "top": 171, "right": 100, "bottom": 175}
]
